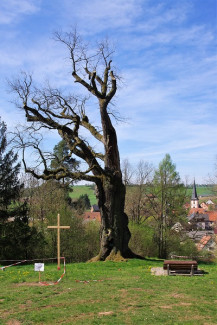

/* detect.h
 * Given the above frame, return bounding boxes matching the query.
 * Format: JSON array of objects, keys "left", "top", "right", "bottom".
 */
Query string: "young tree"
[
  {"left": 28, "top": 180, "right": 71, "bottom": 226},
  {"left": 121, "top": 158, "right": 134, "bottom": 186},
  {"left": 125, "top": 160, "right": 153, "bottom": 224},
  {"left": 10, "top": 31, "right": 136, "bottom": 261},
  {"left": 146, "top": 154, "right": 186, "bottom": 259}
]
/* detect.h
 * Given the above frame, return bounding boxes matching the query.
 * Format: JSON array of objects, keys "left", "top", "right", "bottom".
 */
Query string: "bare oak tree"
[
  {"left": 121, "top": 158, "right": 134, "bottom": 186},
  {"left": 125, "top": 161, "right": 153, "bottom": 224},
  {"left": 10, "top": 30, "right": 137, "bottom": 261}
]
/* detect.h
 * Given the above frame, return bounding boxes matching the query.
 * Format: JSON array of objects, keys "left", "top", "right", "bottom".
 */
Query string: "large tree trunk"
[
  {"left": 91, "top": 175, "right": 135, "bottom": 261},
  {"left": 89, "top": 99, "right": 135, "bottom": 261}
]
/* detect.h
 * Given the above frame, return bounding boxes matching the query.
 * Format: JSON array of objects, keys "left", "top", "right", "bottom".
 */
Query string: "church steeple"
[
  {"left": 191, "top": 179, "right": 199, "bottom": 208},
  {"left": 191, "top": 179, "right": 198, "bottom": 200}
]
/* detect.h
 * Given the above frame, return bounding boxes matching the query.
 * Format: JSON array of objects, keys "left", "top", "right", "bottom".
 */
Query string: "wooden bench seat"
[{"left": 163, "top": 260, "right": 198, "bottom": 276}]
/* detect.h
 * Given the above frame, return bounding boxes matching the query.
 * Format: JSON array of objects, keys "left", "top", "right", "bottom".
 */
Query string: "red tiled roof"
[
  {"left": 81, "top": 211, "right": 101, "bottom": 222},
  {"left": 200, "top": 235, "right": 212, "bottom": 245},
  {"left": 196, "top": 235, "right": 212, "bottom": 251},
  {"left": 188, "top": 208, "right": 217, "bottom": 222},
  {"left": 188, "top": 208, "right": 206, "bottom": 215},
  {"left": 207, "top": 211, "right": 217, "bottom": 222}
]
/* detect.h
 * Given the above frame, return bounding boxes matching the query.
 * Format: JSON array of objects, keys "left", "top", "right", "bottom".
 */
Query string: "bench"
[{"left": 163, "top": 260, "right": 198, "bottom": 276}]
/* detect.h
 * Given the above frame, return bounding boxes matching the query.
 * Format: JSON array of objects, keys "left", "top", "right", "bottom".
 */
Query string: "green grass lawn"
[
  {"left": 0, "top": 259, "right": 216, "bottom": 324},
  {"left": 69, "top": 185, "right": 97, "bottom": 206}
]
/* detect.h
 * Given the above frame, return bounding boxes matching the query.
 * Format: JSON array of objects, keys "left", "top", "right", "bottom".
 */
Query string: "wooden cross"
[{"left": 47, "top": 213, "right": 70, "bottom": 270}]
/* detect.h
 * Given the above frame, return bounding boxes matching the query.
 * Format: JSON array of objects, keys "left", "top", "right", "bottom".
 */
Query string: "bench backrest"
[{"left": 163, "top": 260, "right": 198, "bottom": 270}]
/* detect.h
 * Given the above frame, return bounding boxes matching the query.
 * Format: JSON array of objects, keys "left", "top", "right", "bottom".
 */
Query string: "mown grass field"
[
  {"left": 0, "top": 259, "right": 217, "bottom": 324},
  {"left": 69, "top": 185, "right": 97, "bottom": 206}
]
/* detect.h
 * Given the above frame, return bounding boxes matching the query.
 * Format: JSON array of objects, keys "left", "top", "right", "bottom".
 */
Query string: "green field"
[
  {"left": 0, "top": 259, "right": 217, "bottom": 324},
  {"left": 70, "top": 185, "right": 216, "bottom": 207},
  {"left": 184, "top": 186, "right": 214, "bottom": 197},
  {"left": 69, "top": 185, "right": 97, "bottom": 206}
]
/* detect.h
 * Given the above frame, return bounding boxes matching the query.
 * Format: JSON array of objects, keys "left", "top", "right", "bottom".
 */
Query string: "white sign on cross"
[{"left": 47, "top": 213, "right": 70, "bottom": 270}]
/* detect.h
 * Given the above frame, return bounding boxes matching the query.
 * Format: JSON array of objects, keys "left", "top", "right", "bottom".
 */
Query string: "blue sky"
[{"left": 0, "top": 0, "right": 216, "bottom": 183}]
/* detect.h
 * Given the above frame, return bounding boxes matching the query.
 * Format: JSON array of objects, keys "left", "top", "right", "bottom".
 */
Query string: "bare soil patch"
[
  {"left": 119, "top": 288, "right": 128, "bottom": 297},
  {"left": 7, "top": 320, "right": 21, "bottom": 325},
  {"left": 179, "top": 302, "right": 192, "bottom": 306},
  {"left": 171, "top": 293, "right": 186, "bottom": 299},
  {"left": 160, "top": 305, "right": 172, "bottom": 309},
  {"left": 180, "top": 314, "right": 210, "bottom": 321},
  {"left": 16, "top": 282, "right": 42, "bottom": 287},
  {"left": 98, "top": 311, "right": 114, "bottom": 316}
]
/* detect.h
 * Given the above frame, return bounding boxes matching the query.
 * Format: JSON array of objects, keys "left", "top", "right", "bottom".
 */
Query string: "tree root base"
[{"left": 106, "top": 250, "right": 127, "bottom": 262}]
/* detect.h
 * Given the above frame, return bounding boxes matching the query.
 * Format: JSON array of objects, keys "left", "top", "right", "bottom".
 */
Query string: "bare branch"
[
  {"left": 8, "top": 72, "right": 32, "bottom": 105},
  {"left": 106, "top": 71, "right": 117, "bottom": 102}
]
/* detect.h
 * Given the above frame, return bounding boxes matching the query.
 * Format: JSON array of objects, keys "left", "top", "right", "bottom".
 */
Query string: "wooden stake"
[{"left": 47, "top": 214, "right": 70, "bottom": 270}]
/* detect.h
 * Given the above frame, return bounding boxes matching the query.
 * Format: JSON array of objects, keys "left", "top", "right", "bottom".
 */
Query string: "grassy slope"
[
  {"left": 0, "top": 259, "right": 217, "bottom": 325},
  {"left": 69, "top": 185, "right": 97, "bottom": 206}
]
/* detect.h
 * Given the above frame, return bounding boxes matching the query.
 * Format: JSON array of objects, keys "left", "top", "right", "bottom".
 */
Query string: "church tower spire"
[{"left": 191, "top": 179, "right": 199, "bottom": 208}]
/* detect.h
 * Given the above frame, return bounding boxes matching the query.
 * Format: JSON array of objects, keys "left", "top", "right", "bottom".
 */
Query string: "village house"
[
  {"left": 187, "top": 181, "right": 217, "bottom": 250},
  {"left": 187, "top": 209, "right": 212, "bottom": 231},
  {"left": 81, "top": 211, "right": 101, "bottom": 223},
  {"left": 91, "top": 204, "right": 100, "bottom": 212},
  {"left": 196, "top": 235, "right": 216, "bottom": 252},
  {"left": 206, "top": 199, "right": 214, "bottom": 205},
  {"left": 200, "top": 202, "right": 209, "bottom": 210}
]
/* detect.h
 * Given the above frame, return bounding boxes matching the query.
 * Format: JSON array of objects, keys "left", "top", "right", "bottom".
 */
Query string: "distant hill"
[{"left": 69, "top": 185, "right": 97, "bottom": 205}]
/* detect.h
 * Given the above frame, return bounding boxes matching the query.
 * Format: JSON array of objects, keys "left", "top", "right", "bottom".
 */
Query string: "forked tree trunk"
[{"left": 88, "top": 100, "right": 136, "bottom": 261}]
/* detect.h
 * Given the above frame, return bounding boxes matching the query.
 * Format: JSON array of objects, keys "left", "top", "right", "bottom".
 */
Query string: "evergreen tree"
[
  {"left": 77, "top": 194, "right": 91, "bottom": 211},
  {"left": 50, "top": 140, "right": 79, "bottom": 185},
  {"left": 0, "top": 119, "right": 23, "bottom": 221},
  {"left": 0, "top": 216, "right": 46, "bottom": 259},
  {"left": 0, "top": 118, "right": 45, "bottom": 260}
]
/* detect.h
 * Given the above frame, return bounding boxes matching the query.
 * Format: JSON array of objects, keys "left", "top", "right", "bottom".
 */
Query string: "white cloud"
[
  {"left": 61, "top": 0, "right": 144, "bottom": 33},
  {"left": 0, "top": 0, "right": 40, "bottom": 24}
]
